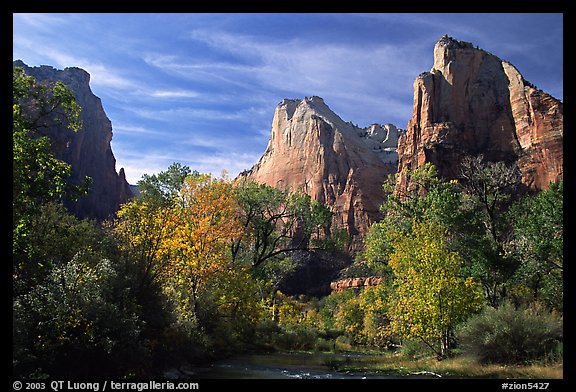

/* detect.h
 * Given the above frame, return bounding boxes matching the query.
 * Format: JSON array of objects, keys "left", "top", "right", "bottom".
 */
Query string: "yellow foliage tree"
[
  {"left": 163, "top": 173, "right": 243, "bottom": 317},
  {"left": 388, "top": 220, "right": 484, "bottom": 358}
]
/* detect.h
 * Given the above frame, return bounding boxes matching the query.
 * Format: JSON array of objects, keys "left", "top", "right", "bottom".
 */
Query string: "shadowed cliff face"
[
  {"left": 15, "top": 60, "right": 133, "bottom": 221},
  {"left": 243, "top": 96, "right": 401, "bottom": 251},
  {"left": 397, "top": 35, "right": 563, "bottom": 194}
]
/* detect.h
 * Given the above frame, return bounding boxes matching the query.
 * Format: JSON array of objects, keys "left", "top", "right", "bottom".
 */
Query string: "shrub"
[
  {"left": 401, "top": 339, "right": 434, "bottom": 359},
  {"left": 456, "top": 302, "right": 562, "bottom": 364},
  {"left": 271, "top": 324, "right": 318, "bottom": 351}
]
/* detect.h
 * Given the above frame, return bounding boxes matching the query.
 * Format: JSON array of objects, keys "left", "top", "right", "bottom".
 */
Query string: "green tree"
[
  {"left": 507, "top": 182, "right": 563, "bottom": 310},
  {"left": 458, "top": 155, "right": 522, "bottom": 307},
  {"left": 137, "top": 162, "right": 194, "bottom": 206},
  {"left": 232, "top": 180, "right": 334, "bottom": 269},
  {"left": 13, "top": 66, "right": 90, "bottom": 293},
  {"left": 387, "top": 220, "right": 484, "bottom": 358},
  {"left": 364, "top": 163, "right": 462, "bottom": 274},
  {"left": 13, "top": 66, "right": 84, "bottom": 218},
  {"left": 231, "top": 180, "right": 337, "bottom": 319}
]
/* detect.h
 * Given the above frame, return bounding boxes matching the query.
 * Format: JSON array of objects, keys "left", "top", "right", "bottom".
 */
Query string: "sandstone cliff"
[
  {"left": 243, "top": 96, "right": 401, "bottom": 249},
  {"left": 15, "top": 60, "right": 133, "bottom": 221},
  {"left": 397, "top": 35, "right": 563, "bottom": 193}
]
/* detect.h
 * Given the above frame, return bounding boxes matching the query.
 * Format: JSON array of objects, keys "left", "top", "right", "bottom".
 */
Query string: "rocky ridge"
[
  {"left": 396, "top": 35, "right": 563, "bottom": 194},
  {"left": 242, "top": 96, "right": 402, "bottom": 250},
  {"left": 15, "top": 60, "right": 133, "bottom": 221},
  {"left": 330, "top": 276, "right": 384, "bottom": 292}
]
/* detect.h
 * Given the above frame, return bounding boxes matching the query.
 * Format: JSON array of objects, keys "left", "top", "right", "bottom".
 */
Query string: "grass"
[{"left": 327, "top": 352, "right": 563, "bottom": 379}]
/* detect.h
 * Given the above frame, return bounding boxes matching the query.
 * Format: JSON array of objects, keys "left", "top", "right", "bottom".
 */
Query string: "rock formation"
[
  {"left": 397, "top": 35, "right": 563, "bottom": 194},
  {"left": 330, "top": 276, "right": 384, "bottom": 292},
  {"left": 242, "top": 96, "right": 401, "bottom": 249},
  {"left": 15, "top": 60, "right": 133, "bottom": 221}
]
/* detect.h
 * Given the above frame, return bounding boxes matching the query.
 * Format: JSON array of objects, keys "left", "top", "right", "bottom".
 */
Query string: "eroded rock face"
[
  {"left": 329, "top": 276, "right": 384, "bottom": 292},
  {"left": 397, "top": 35, "right": 563, "bottom": 193},
  {"left": 243, "top": 96, "right": 401, "bottom": 250},
  {"left": 15, "top": 60, "right": 133, "bottom": 221}
]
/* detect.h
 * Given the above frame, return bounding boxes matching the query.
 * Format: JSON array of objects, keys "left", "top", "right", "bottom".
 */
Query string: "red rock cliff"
[
  {"left": 397, "top": 35, "right": 563, "bottom": 193},
  {"left": 243, "top": 96, "right": 400, "bottom": 250}
]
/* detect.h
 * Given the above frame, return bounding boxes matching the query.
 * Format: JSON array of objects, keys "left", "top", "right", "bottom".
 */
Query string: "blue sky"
[{"left": 13, "top": 13, "right": 563, "bottom": 184}]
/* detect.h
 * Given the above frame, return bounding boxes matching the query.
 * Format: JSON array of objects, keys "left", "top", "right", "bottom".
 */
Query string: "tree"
[
  {"left": 137, "top": 162, "right": 194, "bottom": 206},
  {"left": 163, "top": 173, "right": 243, "bottom": 318},
  {"left": 111, "top": 199, "right": 177, "bottom": 293},
  {"left": 13, "top": 66, "right": 85, "bottom": 217},
  {"left": 459, "top": 155, "right": 521, "bottom": 246},
  {"left": 458, "top": 155, "right": 522, "bottom": 306},
  {"left": 231, "top": 180, "right": 336, "bottom": 318},
  {"left": 13, "top": 66, "right": 89, "bottom": 294},
  {"left": 364, "top": 163, "right": 462, "bottom": 274},
  {"left": 507, "top": 182, "right": 563, "bottom": 310},
  {"left": 232, "top": 180, "right": 334, "bottom": 269},
  {"left": 387, "top": 220, "right": 484, "bottom": 358}
]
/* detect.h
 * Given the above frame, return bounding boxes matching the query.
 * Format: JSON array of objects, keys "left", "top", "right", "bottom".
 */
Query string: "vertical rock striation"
[
  {"left": 242, "top": 96, "right": 401, "bottom": 250},
  {"left": 397, "top": 35, "right": 563, "bottom": 193},
  {"left": 15, "top": 60, "right": 133, "bottom": 221}
]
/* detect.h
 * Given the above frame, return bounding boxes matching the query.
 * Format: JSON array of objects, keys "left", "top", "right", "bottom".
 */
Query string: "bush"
[
  {"left": 271, "top": 324, "right": 319, "bottom": 351},
  {"left": 401, "top": 339, "right": 435, "bottom": 359},
  {"left": 456, "top": 302, "right": 562, "bottom": 364}
]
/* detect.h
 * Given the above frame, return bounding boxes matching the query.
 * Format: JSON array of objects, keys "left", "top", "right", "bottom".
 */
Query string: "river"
[{"left": 166, "top": 352, "right": 432, "bottom": 379}]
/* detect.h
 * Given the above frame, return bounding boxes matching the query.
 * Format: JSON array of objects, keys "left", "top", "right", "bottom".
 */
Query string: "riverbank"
[
  {"left": 324, "top": 351, "right": 563, "bottom": 379},
  {"left": 165, "top": 350, "right": 563, "bottom": 379}
]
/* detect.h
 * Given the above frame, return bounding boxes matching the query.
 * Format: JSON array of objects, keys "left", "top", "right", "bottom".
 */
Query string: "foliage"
[
  {"left": 137, "top": 162, "right": 194, "bottom": 206},
  {"left": 358, "top": 283, "right": 396, "bottom": 348},
  {"left": 13, "top": 67, "right": 90, "bottom": 288},
  {"left": 13, "top": 243, "right": 146, "bottom": 378},
  {"left": 231, "top": 180, "right": 339, "bottom": 313},
  {"left": 506, "top": 182, "right": 563, "bottom": 310},
  {"left": 12, "top": 202, "right": 165, "bottom": 378},
  {"left": 232, "top": 180, "right": 336, "bottom": 270},
  {"left": 457, "top": 155, "right": 522, "bottom": 306},
  {"left": 457, "top": 301, "right": 563, "bottom": 364},
  {"left": 164, "top": 173, "right": 243, "bottom": 316},
  {"left": 387, "top": 220, "right": 484, "bottom": 358},
  {"left": 364, "top": 163, "right": 462, "bottom": 274},
  {"left": 13, "top": 202, "right": 108, "bottom": 295},
  {"left": 111, "top": 199, "right": 177, "bottom": 291}
]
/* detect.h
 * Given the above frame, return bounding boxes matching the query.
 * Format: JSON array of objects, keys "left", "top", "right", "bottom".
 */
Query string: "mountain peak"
[
  {"left": 245, "top": 96, "right": 399, "bottom": 250},
  {"left": 399, "top": 36, "right": 563, "bottom": 194}
]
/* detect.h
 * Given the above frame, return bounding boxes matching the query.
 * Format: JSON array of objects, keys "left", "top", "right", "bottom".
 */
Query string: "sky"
[{"left": 13, "top": 13, "right": 563, "bottom": 185}]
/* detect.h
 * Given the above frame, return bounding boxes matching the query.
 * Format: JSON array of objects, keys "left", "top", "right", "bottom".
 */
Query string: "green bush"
[
  {"left": 271, "top": 325, "right": 319, "bottom": 350},
  {"left": 456, "top": 302, "right": 562, "bottom": 364},
  {"left": 400, "top": 339, "right": 434, "bottom": 359}
]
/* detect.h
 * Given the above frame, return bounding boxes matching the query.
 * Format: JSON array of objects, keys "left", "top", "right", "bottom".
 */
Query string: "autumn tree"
[
  {"left": 387, "top": 220, "right": 484, "bottom": 358},
  {"left": 164, "top": 173, "right": 243, "bottom": 319},
  {"left": 111, "top": 199, "right": 177, "bottom": 293}
]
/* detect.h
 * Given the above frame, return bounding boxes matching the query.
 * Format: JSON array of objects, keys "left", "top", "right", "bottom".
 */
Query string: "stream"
[{"left": 165, "top": 352, "right": 425, "bottom": 379}]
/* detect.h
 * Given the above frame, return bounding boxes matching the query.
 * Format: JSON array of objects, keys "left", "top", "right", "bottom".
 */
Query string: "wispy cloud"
[
  {"left": 143, "top": 27, "right": 424, "bottom": 127},
  {"left": 13, "top": 13, "right": 72, "bottom": 31},
  {"left": 145, "top": 89, "right": 200, "bottom": 99},
  {"left": 15, "top": 13, "right": 563, "bottom": 183},
  {"left": 113, "top": 124, "right": 166, "bottom": 136}
]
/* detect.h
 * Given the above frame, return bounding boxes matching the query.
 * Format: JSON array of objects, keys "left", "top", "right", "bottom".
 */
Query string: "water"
[{"left": 169, "top": 352, "right": 405, "bottom": 379}]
